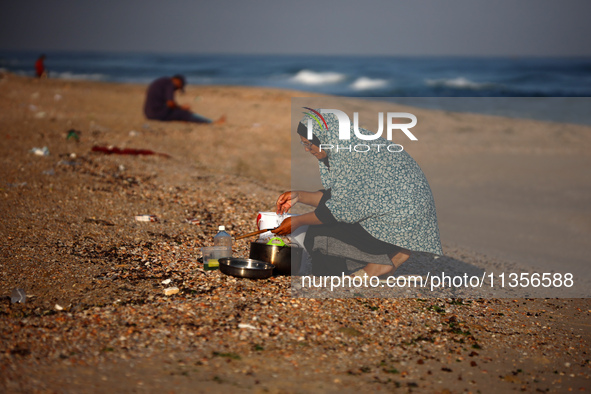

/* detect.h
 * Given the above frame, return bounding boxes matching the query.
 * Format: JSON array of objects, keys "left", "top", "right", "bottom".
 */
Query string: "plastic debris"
[
  {"left": 163, "top": 287, "right": 179, "bottom": 296},
  {"left": 10, "top": 288, "right": 26, "bottom": 304},
  {"left": 55, "top": 304, "right": 64, "bottom": 311},
  {"left": 135, "top": 215, "right": 158, "bottom": 222},
  {"left": 92, "top": 145, "right": 170, "bottom": 158},
  {"left": 31, "top": 146, "right": 49, "bottom": 156},
  {"left": 58, "top": 160, "right": 78, "bottom": 166},
  {"left": 186, "top": 218, "right": 200, "bottom": 225},
  {"left": 66, "top": 129, "right": 81, "bottom": 141},
  {"left": 161, "top": 279, "right": 172, "bottom": 285},
  {"left": 238, "top": 323, "right": 257, "bottom": 330}
]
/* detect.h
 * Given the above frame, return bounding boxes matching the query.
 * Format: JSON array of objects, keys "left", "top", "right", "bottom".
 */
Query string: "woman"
[{"left": 272, "top": 111, "right": 442, "bottom": 277}]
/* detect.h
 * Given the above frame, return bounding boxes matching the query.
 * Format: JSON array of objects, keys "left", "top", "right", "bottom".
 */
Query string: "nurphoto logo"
[{"left": 302, "top": 107, "right": 418, "bottom": 153}]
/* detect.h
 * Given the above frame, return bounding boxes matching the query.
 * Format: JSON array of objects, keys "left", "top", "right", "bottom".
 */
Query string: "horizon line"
[{"left": 1, "top": 49, "right": 590, "bottom": 59}]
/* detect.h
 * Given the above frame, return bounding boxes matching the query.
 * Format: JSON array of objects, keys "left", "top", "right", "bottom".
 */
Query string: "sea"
[{"left": 2, "top": 51, "right": 591, "bottom": 124}]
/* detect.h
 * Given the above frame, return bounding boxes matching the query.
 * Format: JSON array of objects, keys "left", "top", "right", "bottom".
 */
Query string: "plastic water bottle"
[{"left": 214, "top": 225, "right": 232, "bottom": 250}]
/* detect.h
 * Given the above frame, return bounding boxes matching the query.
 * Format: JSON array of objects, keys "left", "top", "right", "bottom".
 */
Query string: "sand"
[{"left": 1, "top": 73, "right": 590, "bottom": 392}]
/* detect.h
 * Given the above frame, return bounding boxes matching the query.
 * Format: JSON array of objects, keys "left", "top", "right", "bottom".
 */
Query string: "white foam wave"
[
  {"left": 426, "top": 77, "right": 492, "bottom": 90},
  {"left": 350, "top": 77, "right": 388, "bottom": 91},
  {"left": 0, "top": 59, "right": 20, "bottom": 66},
  {"left": 290, "top": 69, "right": 346, "bottom": 85},
  {"left": 54, "top": 72, "right": 106, "bottom": 81}
]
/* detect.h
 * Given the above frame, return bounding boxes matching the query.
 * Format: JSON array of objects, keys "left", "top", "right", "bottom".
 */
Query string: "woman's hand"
[
  {"left": 276, "top": 191, "right": 299, "bottom": 215},
  {"left": 271, "top": 212, "right": 323, "bottom": 236},
  {"left": 272, "top": 216, "right": 294, "bottom": 236}
]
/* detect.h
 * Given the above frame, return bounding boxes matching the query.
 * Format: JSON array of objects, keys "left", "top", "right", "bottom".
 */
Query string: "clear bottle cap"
[{"left": 218, "top": 225, "right": 225, "bottom": 231}]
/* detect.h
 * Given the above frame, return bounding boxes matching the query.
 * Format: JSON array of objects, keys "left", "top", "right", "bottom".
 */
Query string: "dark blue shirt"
[{"left": 144, "top": 77, "right": 175, "bottom": 119}]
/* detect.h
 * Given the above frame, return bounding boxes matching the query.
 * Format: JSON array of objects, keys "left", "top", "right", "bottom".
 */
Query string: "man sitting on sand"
[{"left": 143, "top": 75, "right": 225, "bottom": 124}]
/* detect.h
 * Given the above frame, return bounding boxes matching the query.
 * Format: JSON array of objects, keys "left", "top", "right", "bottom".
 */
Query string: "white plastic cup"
[{"left": 255, "top": 212, "right": 296, "bottom": 241}]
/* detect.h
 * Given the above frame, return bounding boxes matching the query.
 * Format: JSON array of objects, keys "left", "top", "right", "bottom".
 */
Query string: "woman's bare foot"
[{"left": 357, "top": 250, "right": 411, "bottom": 277}]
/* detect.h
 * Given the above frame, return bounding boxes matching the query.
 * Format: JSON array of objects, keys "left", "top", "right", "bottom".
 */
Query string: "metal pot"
[
  {"left": 218, "top": 258, "right": 274, "bottom": 280},
  {"left": 249, "top": 242, "right": 302, "bottom": 276}
]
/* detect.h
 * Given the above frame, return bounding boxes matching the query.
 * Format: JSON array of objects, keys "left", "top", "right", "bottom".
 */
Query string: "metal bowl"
[{"left": 218, "top": 258, "right": 274, "bottom": 279}]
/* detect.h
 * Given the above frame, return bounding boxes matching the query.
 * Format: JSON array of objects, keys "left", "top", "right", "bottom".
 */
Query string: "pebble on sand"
[{"left": 163, "top": 287, "right": 179, "bottom": 296}]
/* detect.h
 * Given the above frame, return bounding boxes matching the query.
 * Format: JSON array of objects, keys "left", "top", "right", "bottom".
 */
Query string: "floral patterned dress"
[{"left": 304, "top": 111, "right": 442, "bottom": 256}]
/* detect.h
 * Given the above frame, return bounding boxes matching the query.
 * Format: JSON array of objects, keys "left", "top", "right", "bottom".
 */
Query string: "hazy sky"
[{"left": 1, "top": 0, "right": 590, "bottom": 56}]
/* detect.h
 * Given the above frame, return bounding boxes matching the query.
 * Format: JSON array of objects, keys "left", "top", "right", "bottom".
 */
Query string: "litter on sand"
[{"left": 92, "top": 145, "right": 170, "bottom": 158}]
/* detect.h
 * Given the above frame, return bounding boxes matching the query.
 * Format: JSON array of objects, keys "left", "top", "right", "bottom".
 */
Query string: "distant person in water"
[
  {"left": 35, "top": 54, "right": 47, "bottom": 78},
  {"left": 143, "top": 75, "right": 225, "bottom": 124}
]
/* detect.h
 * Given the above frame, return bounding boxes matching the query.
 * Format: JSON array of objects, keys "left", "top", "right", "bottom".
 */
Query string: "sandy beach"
[{"left": 1, "top": 73, "right": 590, "bottom": 392}]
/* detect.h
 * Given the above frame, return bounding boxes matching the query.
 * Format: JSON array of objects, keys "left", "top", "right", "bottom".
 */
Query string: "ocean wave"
[
  {"left": 425, "top": 77, "right": 494, "bottom": 90},
  {"left": 290, "top": 69, "right": 346, "bottom": 85},
  {"left": 350, "top": 77, "right": 389, "bottom": 91},
  {"left": 0, "top": 58, "right": 21, "bottom": 67},
  {"left": 53, "top": 72, "right": 107, "bottom": 81}
]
